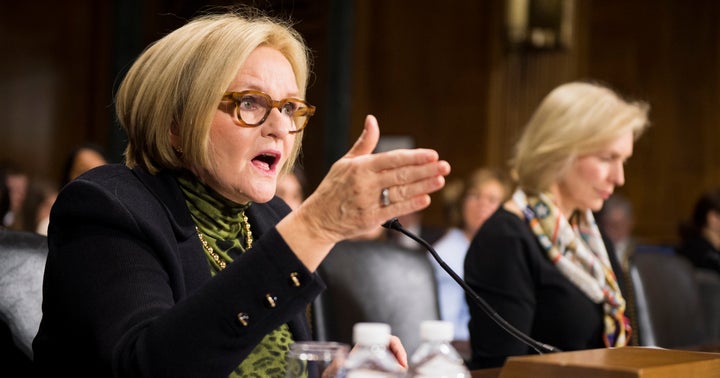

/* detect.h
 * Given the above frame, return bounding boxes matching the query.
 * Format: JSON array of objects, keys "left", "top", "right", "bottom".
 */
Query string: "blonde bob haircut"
[
  {"left": 115, "top": 8, "right": 311, "bottom": 175},
  {"left": 510, "top": 81, "right": 650, "bottom": 194}
]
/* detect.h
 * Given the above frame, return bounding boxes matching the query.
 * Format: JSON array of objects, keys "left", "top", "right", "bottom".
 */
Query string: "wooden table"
[
  {"left": 471, "top": 347, "right": 720, "bottom": 378},
  {"left": 471, "top": 367, "right": 501, "bottom": 378}
]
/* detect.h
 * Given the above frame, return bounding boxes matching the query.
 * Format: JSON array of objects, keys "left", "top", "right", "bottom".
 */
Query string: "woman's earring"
[{"left": 173, "top": 145, "right": 184, "bottom": 155}]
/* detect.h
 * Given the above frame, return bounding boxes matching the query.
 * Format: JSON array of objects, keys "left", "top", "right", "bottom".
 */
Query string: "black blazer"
[
  {"left": 33, "top": 164, "right": 325, "bottom": 377},
  {"left": 464, "top": 207, "right": 628, "bottom": 369}
]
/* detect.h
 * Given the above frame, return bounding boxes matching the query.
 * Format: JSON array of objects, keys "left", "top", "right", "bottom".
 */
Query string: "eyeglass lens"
[{"left": 236, "top": 92, "right": 309, "bottom": 131}]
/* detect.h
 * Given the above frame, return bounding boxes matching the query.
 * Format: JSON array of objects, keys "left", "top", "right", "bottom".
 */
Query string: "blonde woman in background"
[{"left": 464, "top": 81, "right": 650, "bottom": 369}]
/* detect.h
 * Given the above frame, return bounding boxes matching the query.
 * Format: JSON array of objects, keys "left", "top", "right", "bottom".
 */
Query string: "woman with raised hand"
[{"left": 33, "top": 8, "right": 449, "bottom": 377}]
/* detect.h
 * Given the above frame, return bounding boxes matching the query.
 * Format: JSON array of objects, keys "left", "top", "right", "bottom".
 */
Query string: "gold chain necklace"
[
  {"left": 196, "top": 227, "right": 226, "bottom": 270},
  {"left": 195, "top": 213, "right": 253, "bottom": 271}
]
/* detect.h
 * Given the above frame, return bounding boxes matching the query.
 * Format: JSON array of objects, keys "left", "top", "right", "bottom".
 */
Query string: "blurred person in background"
[
  {"left": 594, "top": 192, "right": 641, "bottom": 346},
  {"left": 12, "top": 177, "right": 58, "bottom": 235},
  {"left": 596, "top": 192, "right": 636, "bottom": 272},
  {"left": 1, "top": 161, "right": 28, "bottom": 228},
  {"left": 431, "top": 167, "right": 511, "bottom": 359},
  {"left": 464, "top": 81, "right": 650, "bottom": 369},
  {"left": 676, "top": 188, "right": 720, "bottom": 275},
  {"left": 275, "top": 166, "right": 306, "bottom": 211},
  {"left": 60, "top": 142, "right": 108, "bottom": 188}
]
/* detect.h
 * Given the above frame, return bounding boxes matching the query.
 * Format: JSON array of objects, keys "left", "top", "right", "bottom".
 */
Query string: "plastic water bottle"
[
  {"left": 343, "top": 322, "right": 405, "bottom": 378},
  {"left": 406, "top": 320, "right": 471, "bottom": 378}
]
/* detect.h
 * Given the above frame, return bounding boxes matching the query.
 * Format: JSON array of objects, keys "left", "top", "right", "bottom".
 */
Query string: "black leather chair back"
[
  {"left": 694, "top": 268, "right": 720, "bottom": 343},
  {"left": 313, "top": 239, "right": 440, "bottom": 355},
  {"left": 630, "top": 249, "right": 709, "bottom": 348},
  {"left": 0, "top": 229, "right": 48, "bottom": 360}
]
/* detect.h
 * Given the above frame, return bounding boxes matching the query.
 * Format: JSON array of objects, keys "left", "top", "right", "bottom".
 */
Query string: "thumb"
[{"left": 345, "top": 114, "right": 380, "bottom": 158}]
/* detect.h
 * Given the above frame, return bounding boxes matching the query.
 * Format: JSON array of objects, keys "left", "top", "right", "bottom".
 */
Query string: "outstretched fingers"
[
  {"left": 371, "top": 148, "right": 442, "bottom": 174},
  {"left": 378, "top": 174, "right": 446, "bottom": 207}
]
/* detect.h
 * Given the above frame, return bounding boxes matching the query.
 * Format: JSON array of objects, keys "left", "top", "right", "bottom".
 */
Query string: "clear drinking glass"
[{"left": 286, "top": 341, "right": 350, "bottom": 378}]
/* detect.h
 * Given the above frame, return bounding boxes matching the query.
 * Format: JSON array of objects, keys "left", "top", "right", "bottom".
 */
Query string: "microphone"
[{"left": 382, "top": 217, "right": 562, "bottom": 355}]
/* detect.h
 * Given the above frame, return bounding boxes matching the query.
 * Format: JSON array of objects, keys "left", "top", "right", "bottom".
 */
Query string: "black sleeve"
[
  {"left": 34, "top": 169, "right": 325, "bottom": 377},
  {"left": 464, "top": 209, "right": 538, "bottom": 369}
]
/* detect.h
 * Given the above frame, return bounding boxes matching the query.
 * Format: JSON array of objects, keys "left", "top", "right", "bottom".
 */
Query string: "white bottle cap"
[
  {"left": 353, "top": 322, "right": 391, "bottom": 345},
  {"left": 420, "top": 320, "right": 454, "bottom": 341}
]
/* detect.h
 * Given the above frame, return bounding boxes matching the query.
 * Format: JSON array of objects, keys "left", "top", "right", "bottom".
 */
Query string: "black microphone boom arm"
[{"left": 381, "top": 217, "right": 561, "bottom": 355}]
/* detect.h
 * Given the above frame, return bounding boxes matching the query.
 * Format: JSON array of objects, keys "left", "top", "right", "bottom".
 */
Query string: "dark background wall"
[{"left": 2, "top": 0, "right": 719, "bottom": 245}]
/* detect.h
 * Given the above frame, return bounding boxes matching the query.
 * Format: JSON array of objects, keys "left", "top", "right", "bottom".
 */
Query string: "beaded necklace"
[
  {"left": 195, "top": 210, "right": 252, "bottom": 271},
  {"left": 176, "top": 174, "right": 253, "bottom": 271}
]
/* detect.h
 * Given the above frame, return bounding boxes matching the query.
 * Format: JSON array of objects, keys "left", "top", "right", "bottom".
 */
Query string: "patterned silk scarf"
[
  {"left": 177, "top": 175, "right": 294, "bottom": 377},
  {"left": 512, "top": 189, "right": 631, "bottom": 347}
]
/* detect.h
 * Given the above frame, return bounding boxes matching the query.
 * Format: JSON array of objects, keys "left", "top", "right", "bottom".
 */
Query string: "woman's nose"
[
  {"left": 262, "top": 108, "right": 292, "bottom": 137},
  {"left": 612, "top": 162, "right": 625, "bottom": 186}
]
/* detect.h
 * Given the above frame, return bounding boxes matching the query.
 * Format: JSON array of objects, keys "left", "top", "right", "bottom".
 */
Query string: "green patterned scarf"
[{"left": 176, "top": 174, "right": 294, "bottom": 377}]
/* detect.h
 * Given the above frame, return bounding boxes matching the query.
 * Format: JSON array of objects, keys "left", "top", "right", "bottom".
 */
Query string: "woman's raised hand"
[{"left": 276, "top": 115, "right": 450, "bottom": 271}]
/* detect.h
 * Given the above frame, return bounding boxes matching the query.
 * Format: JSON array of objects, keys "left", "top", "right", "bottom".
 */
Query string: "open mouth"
[{"left": 252, "top": 152, "right": 279, "bottom": 172}]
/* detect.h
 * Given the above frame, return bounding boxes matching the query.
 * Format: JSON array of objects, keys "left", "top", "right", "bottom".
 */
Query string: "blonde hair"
[
  {"left": 115, "top": 8, "right": 311, "bottom": 174},
  {"left": 511, "top": 81, "right": 650, "bottom": 194},
  {"left": 443, "top": 167, "right": 512, "bottom": 228}
]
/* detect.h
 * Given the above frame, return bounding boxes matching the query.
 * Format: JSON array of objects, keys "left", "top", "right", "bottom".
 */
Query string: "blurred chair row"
[
  {"left": 630, "top": 245, "right": 720, "bottom": 350},
  {"left": 3, "top": 229, "right": 720, "bottom": 366},
  {"left": 312, "top": 239, "right": 440, "bottom": 356},
  {"left": 315, "top": 241, "right": 720, "bottom": 355}
]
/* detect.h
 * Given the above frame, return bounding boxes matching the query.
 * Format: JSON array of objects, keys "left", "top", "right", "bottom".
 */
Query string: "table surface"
[
  {"left": 470, "top": 343, "right": 720, "bottom": 378},
  {"left": 471, "top": 367, "right": 501, "bottom": 378}
]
